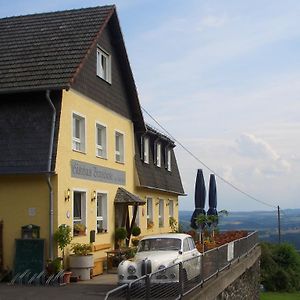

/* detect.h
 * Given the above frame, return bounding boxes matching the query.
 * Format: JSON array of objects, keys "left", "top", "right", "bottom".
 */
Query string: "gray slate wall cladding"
[
  {"left": 0, "top": 91, "right": 61, "bottom": 174},
  {"left": 134, "top": 134, "right": 184, "bottom": 195},
  {"left": 72, "top": 17, "right": 132, "bottom": 120}
]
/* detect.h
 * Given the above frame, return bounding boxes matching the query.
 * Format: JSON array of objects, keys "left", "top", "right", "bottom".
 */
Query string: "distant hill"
[{"left": 180, "top": 209, "right": 300, "bottom": 250}]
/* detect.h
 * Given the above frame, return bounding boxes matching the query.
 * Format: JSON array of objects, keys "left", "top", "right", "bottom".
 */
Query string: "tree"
[{"left": 260, "top": 242, "right": 300, "bottom": 292}]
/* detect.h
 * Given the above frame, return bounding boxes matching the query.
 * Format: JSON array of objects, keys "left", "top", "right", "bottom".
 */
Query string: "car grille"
[{"left": 141, "top": 259, "right": 152, "bottom": 275}]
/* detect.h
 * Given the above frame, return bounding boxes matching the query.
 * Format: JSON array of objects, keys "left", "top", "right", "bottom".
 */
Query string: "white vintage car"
[{"left": 118, "top": 233, "right": 201, "bottom": 284}]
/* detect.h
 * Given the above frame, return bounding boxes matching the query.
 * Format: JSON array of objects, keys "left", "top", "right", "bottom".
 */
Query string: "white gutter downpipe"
[{"left": 46, "top": 90, "right": 56, "bottom": 260}]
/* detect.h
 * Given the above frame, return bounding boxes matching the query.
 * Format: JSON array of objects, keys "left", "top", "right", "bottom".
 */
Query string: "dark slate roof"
[
  {"left": 0, "top": 6, "right": 114, "bottom": 93},
  {"left": 146, "top": 124, "right": 175, "bottom": 147},
  {"left": 114, "top": 187, "right": 146, "bottom": 206},
  {"left": 135, "top": 131, "right": 185, "bottom": 195}
]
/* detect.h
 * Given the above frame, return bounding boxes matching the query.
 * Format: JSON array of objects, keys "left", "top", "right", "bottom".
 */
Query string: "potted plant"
[
  {"left": 53, "top": 224, "right": 73, "bottom": 283},
  {"left": 115, "top": 227, "right": 127, "bottom": 248},
  {"left": 73, "top": 223, "right": 86, "bottom": 236},
  {"left": 69, "top": 243, "right": 93, "bottom": 281},
  {"left": 53, "top": 224, "right": 72, "bottom": 267},
  {"left": 131, "top": 225, "right": 141, "bottom": 247}
]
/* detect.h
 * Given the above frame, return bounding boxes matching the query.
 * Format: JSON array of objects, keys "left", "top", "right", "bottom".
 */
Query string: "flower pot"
[
  {"left": 69, "top": 254, "right": 94, "bottom": 281},
  {"left": 63, "top": 271, "right": 72, "bottom": 284}
]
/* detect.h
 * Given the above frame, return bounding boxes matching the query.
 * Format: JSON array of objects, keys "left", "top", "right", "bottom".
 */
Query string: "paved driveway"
[{"left": 0, "top": 274, "right": 118, "bottom": 300}]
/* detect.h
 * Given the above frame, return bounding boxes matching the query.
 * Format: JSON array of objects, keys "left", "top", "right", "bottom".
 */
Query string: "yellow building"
[{"left": 0, "top": 6, "right": 184, "bottom": 274}]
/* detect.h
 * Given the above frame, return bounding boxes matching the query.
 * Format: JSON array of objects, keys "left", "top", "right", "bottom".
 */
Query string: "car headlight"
[{"left": 127, "top": 265, "right": 136, "bottom": 274}]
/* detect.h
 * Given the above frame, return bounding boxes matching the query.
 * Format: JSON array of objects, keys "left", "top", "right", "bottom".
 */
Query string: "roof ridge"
[{"left": 0, "top": 5, "right": 115, "bottom": 21}]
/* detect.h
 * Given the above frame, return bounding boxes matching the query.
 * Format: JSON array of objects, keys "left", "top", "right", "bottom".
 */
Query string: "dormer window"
[
  {"left": 166, "top": 148, "right": 171, "bottom": 171},
  {"left": 143, "top": 136, "right": 149, "bottom": 164},
  {"left": 97, "top": 47, "right": 111, "bottom": 83},
  {"left": 156, "top": 142, "right": 161, "bottom": 167}
]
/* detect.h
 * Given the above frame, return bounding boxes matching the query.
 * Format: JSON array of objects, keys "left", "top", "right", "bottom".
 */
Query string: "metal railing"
[{"left": 105, "top": 231, "right": 259, "bottom": 300}]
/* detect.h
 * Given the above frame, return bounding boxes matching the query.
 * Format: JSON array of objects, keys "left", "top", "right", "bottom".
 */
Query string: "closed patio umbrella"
[
  {"left": 207, "top": 174, "right": 218, "bottom": 235},
  {"left": 207, "top": 174, "right": 217, "bottom": 216},
  {"left": 190, "top": 169, "right": 206, "bottom": 230}
]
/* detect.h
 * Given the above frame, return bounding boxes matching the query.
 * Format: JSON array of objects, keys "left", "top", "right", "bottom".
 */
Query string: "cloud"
[
  {"left": 236, "top": 133, "right": 279, "bottom": 160},
  {"left": 235, "top": 133, "right": 290, "bottom": 177}
]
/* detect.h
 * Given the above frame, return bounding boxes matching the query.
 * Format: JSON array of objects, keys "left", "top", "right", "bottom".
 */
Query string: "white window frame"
[
  {"left": 146, "top": 197, "right": 153, "bottom": 223},
  {"left": 167, "top": 148, "right": 172, "bottom": 171},
  {"left": 144, "top": 136, "right": 150, "bottom": 164},
  {"left": 95, "top": 122, "right": 107, "bottom": 159},
  {"left": 169, "top": 199, "right": 174, "bottom": 218},
  {"left": 72, "top": 112, "right": 86, "bottom": 153},
  {"left": 158, "top": 199, "right": 164, "bottom": 227},
  {"left": 72, "top": 189, "right": 87, "bottom": 235},
  {"left": 97, "top": 47, "right": 111, "bottom": 83},
  {"left": 96, "top": 192, "right": 108, "bottom": 234},
  {"left": 115, "top": 130, "right": 125, "bottom": 163},
  {"left": 156, "top": 142, "right": 161, "bottom": 167}
]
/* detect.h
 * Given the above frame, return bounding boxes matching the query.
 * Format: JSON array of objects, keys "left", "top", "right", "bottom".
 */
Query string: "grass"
[{"left": 260, "top": 292, "right": 300, "bottom": 300}]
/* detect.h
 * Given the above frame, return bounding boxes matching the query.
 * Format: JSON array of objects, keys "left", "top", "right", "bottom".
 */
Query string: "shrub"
[
  {"left": 71, "top": 243, "right": 92, "bottom": 255},
  {"left": 261, "top": 242, "right": 300, "bottom": 292},
  {"left": 132, "top": 226, "right": 141, "bottom": 237},
  {"left": 115, "top": 227, "right": 127, "bottom": 241}
]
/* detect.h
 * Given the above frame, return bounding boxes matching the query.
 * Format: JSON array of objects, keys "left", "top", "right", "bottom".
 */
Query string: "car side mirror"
[{"left": 178, "top": 250, "right": 183, "bottom": 255}]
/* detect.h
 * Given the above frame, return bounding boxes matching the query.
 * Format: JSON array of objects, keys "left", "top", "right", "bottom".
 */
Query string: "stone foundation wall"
[{"left": 216, "top": 260, "right": 260, "bottom": 300}]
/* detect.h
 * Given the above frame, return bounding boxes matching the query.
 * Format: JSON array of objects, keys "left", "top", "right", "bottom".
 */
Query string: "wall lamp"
[
  {"left": 65, "top": 189, "right": 70, "bottom": 202},
  {"left": 166, "top": 200, "right": 170, "bottom": 206},
  {"left": 91, "top": 190, "right": 96, "bottom": 202},
  {"left": 155, "top": 200, "right": 160, "bottom": 206},
  {"left": 175, "top": 200, "right": 179, "bottom": 207}
]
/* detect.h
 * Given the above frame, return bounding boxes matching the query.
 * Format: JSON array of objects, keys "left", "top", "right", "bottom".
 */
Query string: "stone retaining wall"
[{"left": 216, "top": 259, "right": 260, "bottom": 300}]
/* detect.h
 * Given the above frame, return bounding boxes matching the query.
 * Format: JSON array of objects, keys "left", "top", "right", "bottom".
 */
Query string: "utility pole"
[{"left": 277, "top": 205, "right": 281, "bottom": 244}]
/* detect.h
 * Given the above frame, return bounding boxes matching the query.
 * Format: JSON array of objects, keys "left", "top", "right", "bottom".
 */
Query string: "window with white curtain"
[
  {"left": 96, "top": 123, "right": 107, "bottom": 158},
  {"left": 72, "top": 113, "right": 85, "bottom": 152},
  {"left": 143, "top": 136, "right": 149, "bottom": 164},
  {"left": 96, "top": 193, "right": 108, "bottom": 233},
  {"left": 115, "top": 131, "right": 124, "bottom": 163},
  {"left": 158, "top": 199, "right": 164, "bottom": 227},
  {"left": 156, "top": 142, "right": 161, "bottom": 167},
  {"left": 73, "top": 191, "right": 86, "bottom": 233},
  {"left": 97, "top": 47, "right": 111, "bottom": 83}
]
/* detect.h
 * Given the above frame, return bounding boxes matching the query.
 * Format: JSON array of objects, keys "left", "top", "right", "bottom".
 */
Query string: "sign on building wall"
[{"left": 71, "top": 160, "right": 126, "bottom": 185}]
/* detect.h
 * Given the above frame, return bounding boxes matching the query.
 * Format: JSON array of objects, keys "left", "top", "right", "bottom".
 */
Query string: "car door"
[
  {"left": 181, "top": 237, "right": 198, "bottom": 279},
  {"left": 187, "top": 237, "right": 201, "bottom": 278}
]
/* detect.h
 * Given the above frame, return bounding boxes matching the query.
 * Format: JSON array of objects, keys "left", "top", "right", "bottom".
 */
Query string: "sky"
[{"left": 1, "top": 0, "right": 300, "bottom": 212}]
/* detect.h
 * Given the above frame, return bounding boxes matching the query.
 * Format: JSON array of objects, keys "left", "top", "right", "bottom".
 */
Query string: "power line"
[{"left": 141, "top": 106, "right": 277, "bottom": 209}]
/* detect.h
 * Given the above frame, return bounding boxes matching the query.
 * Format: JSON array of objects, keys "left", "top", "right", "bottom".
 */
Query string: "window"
[
  {"left": 183, "top": 238, "right": 190, "bottom": 252},
  {"left": 96, "top": 193, "right": 108, "bottom": 233},
  {"left": 188, "top": 237, "right": 196, "bottom": 250},
  {"left": 96, "top": 123, "right": 107, "bottom": 158},
  {"left": 156, "top": 142, "right": 161, "bottom": 167},
  {"left": 166, "top": 148, "right": 172, "bottom": 171},
  {"left": 97, "top": 47, "right": 111, "bottom": 83},
  {"left": 72, "top": 113, "right": 85, "bottom": 152},
  {"left": 147, "top": 197, "right": 153, "bottom": 227},
  {"left": 143, "top": 136, "right": 149, "bottom": 164},
  {"left": 73, "top": 191, "right": 86, "bottom": 234},
  {"left": 158, "top": 199, "right": 164, "bottom": 227},
  {"left": 169, "top": 200, "right": 174, "bottom": 217},
  {"left": 115, "top": 131, "right": 124, "bottom": 163}
]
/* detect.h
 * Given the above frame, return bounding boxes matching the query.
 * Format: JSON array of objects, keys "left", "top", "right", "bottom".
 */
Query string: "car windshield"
[{"left": 138, "top": 238, "right": 181, "bottom": 252}]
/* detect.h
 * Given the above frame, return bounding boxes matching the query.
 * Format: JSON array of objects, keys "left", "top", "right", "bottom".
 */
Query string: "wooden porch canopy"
[{"left": 114, "top": 187, "right": 145, "bottom": 247}]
